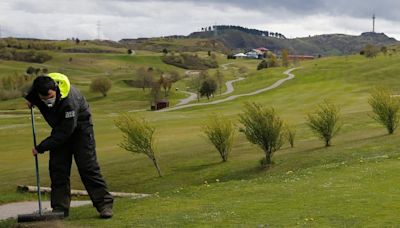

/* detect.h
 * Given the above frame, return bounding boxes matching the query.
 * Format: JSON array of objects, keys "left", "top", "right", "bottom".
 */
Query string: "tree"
[
  {"left": 284, "top": 124, "right": 296, "bottom": 148},
  {"left": 307, "top": 101, "right": 342, "bottom": 147},
  {"left": 75, "top": 38, "right": 80, "bottom": 45},
  {"left": 267, "top": 53, "right": 278, "bottom": 67},
  {"left": 169, "top": 70, "right": 181, "bottom": 83},
  {"left": 363, "top": 44, "right": 379, "bottom": 58},
  {"left": 199, "top": 78, "right": 217, "bottom": 100},
  {"left": 215, "top": 70, "right": 224, "bottom": 95},
  {"left": 115, "top": 114, "right": 162, "bottom": 177},
  {"left": 369, "top": 88, "right": 400, "bottom": 134},
  {"left": 159, "top": 75, "right": 172, "bottom": 97},
  {"left": 162, "top": 48, "right": 168, "bottom": 55},
  {"left": 136, "top": 67, "right": 154, "bottom": 91},
  {"left": 26, "top": 66, "right": 36, "bottom": 75},
  {"left": 282, "top": 49, "right": 289, "bottom": 67},
  {"left": 257, "top": 60, "right": 268, "bottom": 70},
  {"left": 239, "top": 102, "right": 285, "bottom": 167},
  {"left": 204, "top": 115, "right": 235, "bottom": 162},
  {"left": 90, "top": 77, "right": 112, "bottom": 97},
  {"left": 381, "top": 46, "right": 388, "bottom": 56},
  {"left": 127, "top": 49, "right": 133, "bottom": 55},
  {"left": 149, "top": 80, "right": 161, "bottom": 105},
  {"left": 190, "top": 70, "right": 209, "bottom": 101}
]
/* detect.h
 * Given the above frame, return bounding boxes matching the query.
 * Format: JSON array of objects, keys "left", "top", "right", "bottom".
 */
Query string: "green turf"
[{"left": 1, "top": 44, "right": 400, "bottom": 226}]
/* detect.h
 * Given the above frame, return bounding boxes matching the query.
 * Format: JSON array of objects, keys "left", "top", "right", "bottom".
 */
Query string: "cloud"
[{"left": 0, "top": 0, "right": 398, "bottom": 40}]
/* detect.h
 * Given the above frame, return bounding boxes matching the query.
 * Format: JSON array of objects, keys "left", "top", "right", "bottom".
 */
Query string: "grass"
[{"left": 1, "top": 44, "right": 400, "bottom": 226}]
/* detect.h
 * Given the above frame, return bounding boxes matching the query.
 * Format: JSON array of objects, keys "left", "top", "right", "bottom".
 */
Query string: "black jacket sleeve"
[{"left": 35, "top": 104, "right": 78, "bottom": 153}]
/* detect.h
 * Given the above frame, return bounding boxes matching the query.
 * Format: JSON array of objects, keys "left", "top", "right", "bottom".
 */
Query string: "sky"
[{"left": 0, "top": 0, "right": 399, "bottom": 41}]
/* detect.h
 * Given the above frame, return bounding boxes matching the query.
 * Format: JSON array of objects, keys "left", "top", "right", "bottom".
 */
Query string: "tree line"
[
  {"left": 201, "top": 25, "right": 286, "bottom": 39},
  {"left": 115, "top": 87, "right": 400, "bottom": 176}
]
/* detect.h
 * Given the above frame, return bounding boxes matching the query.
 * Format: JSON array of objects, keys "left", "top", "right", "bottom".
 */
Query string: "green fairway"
[{"left": 1, "top": 44, "right": 400, "bottom": 226}]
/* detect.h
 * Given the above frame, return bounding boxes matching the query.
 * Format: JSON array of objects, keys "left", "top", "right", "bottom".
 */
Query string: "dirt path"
[
  {"left": 221, "top": 77, "right": 245, "bottom": 95},
  {"left": 0, "top": 201, "right": 91, "bottom": 220},
  {"left": 159, "top": 68, "right": 298, "bottom": 112}
]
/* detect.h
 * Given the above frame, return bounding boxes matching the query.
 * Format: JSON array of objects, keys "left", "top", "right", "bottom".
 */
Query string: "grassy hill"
[
  {"left": 189, "top": 28, "right": 399, "bottom": 56},
  {"left": 1, "top": 41, "right": 400, "bottom": 226}
]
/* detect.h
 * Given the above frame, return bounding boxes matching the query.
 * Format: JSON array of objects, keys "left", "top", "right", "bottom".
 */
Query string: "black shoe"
[
  {"left": 52, "top": 209, "right": 69, "bottom": 217},
  {"left": 100, "top": 208, "right": 113, "bottom": 219}
]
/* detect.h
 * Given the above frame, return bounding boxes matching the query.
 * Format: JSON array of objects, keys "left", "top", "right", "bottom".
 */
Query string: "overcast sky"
[{"left": 0, "top": 0, "right": 399, "bottom": 41}]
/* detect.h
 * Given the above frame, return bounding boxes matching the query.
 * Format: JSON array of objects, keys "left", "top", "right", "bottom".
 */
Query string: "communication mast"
[{"left": 372, "top": 14, "right": 376, "bottom": 33}]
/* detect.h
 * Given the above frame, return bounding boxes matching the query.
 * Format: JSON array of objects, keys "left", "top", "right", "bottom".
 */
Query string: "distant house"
[
  {"left": 245, "top": 50, "right": 262, "bottom": 59},
  {"left": 234, "top": 53, "right": 247, "bottom": 58},
  {"left": 288, "top": 55, "right": 315, "bottom": 61},
  {"left": 255, "top": 47, "right": 269, "bottom": 52}
]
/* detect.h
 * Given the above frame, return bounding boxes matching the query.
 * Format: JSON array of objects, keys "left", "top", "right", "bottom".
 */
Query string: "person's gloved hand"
[
  {"left": 27, "top": 101, "right": 34, "bottom": 109},
  {"left": 32, "top": 148, "right": 38, "bottom": 156}
]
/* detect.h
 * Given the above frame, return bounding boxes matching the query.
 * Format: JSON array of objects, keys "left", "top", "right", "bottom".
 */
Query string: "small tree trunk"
[
  {"left": 151, "top": 157, "right": 162, "bottom": 177},
  {"left": 325, "top": 139, "right": 331, "bottom": 147},
  {"left": 265, "top": 153, "right": 271, "bottom": 164}
]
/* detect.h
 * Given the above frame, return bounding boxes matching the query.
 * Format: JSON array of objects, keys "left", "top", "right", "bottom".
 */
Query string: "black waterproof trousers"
[{"left": 49, "top": 124, "right": 113, "bottom": 213}]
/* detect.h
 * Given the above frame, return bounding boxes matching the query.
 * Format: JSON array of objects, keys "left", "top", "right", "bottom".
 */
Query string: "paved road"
[
  {"left": 159, "top": 68, "right": 298, "bottom": 112},
  {"left": 0, "top": 201, "right": 91, "bottom": 220}
]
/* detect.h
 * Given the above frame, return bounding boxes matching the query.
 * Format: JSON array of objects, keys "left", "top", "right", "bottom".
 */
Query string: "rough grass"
[{"left": 1, "top": 49, "right": 400, "bottom": 226}]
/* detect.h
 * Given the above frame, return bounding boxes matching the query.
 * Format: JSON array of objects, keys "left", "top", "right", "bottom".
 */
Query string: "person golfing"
[{"left": 24, "top": 73, "right": 114, "bottom": 219}]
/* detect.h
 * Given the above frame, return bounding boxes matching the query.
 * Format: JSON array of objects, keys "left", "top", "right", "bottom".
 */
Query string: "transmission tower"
[{"left": 372, "top": 14, "right": 376, "bottom": 33}]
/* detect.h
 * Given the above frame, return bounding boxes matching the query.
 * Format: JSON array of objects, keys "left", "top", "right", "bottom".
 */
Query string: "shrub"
[
  {"left": 0, "top": 89, "right": 21, "bottom": 101},
  {"left": 115, "top": 114, "right": 161, "bottom": 177},
  {"left": 204, "top": 115, "right": 235, "bottom": 162},
  {"left": 307, "top": 101, "right": 342, "bottom": 147},
  {"left": 161, "top": 53, "right": 218, "bottom": 70},
  {"left": 199, "top": 78, "right": 217, "bottom": 99},
  {"left": 257, "top": 60, "right": 268, "bottom": 70},
  {"left": 368, "top": 88, "right": 400, "bottom": 134},
  {"left": 239, "top": 102, "right": 285, "bottom": 167},
  {"left": 285, "top": 124, "right": 296, "bottom": 148},
  {"left": 363, "top": 44, "right": 379, "bottom": 58},
  {"left": 90, "top": 77, "right": 112, "bottom": 97}
]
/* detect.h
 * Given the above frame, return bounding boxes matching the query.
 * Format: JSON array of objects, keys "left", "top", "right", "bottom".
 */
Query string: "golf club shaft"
[{"left": 31, "top": 107, "right": 42, "bottom": 215}]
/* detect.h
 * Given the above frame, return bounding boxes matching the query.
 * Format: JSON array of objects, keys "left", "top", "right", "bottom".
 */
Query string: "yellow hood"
[{"left": 48, "top": 73, "right": 70, "bottom": 99}]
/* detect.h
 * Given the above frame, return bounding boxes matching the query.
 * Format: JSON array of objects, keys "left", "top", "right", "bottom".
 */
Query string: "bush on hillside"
[
  {"left": 199, "top": 78, "right": 217, "bottom": 99},
  {"left": 307, "top": 101, "right": 342, "bottom": 147},
  {"left": 284, "top": 124, "right": 296, "bottom": 148},
  {"left": 0, "top": 49, "right": 52, "bottom": 63},
  {"left": 204, "top": 115, "right": 235, "bottom": 162},
  {"left": 369, "top": 88, "right": 400, "bottom": 134},
  {"left": 362, "top": 44, "right": 379, "bottom": 58},
  {"left": 161, "top": 53, "right": 218, "bottom": 70},
  {"left": 0, "top": 74, "right": 32, "bottom": 100},
  {"left": 239, "top": 102, "right": 285, "bottom": 167},
  {"left": 257, "top": 60, "right": 268, "bottom": 70},
  {"left": 90, "top": 77, "right": 112, "bottom": 97},
  {"left": 115, "top": 114, "right": 162, "bottom": 177}
]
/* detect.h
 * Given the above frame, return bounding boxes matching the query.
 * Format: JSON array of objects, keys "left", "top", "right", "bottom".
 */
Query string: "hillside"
[{"left": 189, "top": 28, "right": 398, "bottom": 56}]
